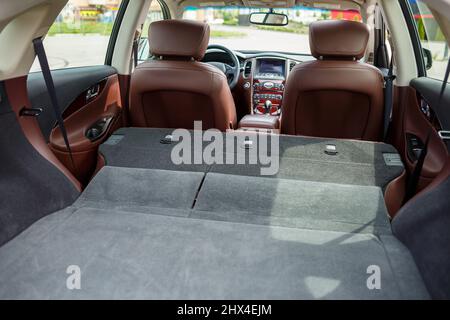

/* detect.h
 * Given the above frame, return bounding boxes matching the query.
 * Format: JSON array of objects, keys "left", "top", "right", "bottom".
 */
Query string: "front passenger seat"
[
  {"left": 129, "top": 20, "right": 237, "bottom": 131},
  {"left": 282, "top": 20, "right": 384, "bottom": 141}
]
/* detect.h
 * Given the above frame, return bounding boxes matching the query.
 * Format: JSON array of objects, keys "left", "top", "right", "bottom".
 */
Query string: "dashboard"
[
  {"left": 251, "top": 58, "right": 287, "bottom": 115},
  {"left": 203, "top": 50, "right": 313, "bottom": 116}
]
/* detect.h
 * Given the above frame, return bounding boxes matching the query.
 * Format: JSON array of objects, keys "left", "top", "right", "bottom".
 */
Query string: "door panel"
[
  {"left": 27, "top": 65, "right": 118, "bottom": 139},
  {"left": 402, "top": 79, "right": 449, "bottom": 191},
  {"left": 391, "top": 0, "right": 450, "bottom": 208},
  {"left": 385, "top": 82, "right": 448, "bottom": 216},
  {"left": 27, "top": 66, "right": 123, "bottom": 185}
]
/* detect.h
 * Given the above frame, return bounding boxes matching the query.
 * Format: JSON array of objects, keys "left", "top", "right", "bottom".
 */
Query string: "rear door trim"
[{"left": 398, "top": 0, "right": 426, "bottom": 77}]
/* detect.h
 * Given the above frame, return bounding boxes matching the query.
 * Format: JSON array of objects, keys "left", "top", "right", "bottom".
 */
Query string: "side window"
[
  {"left": 30, "top": 0, "right": 123, "bottom": 72},
  {"left": 408, "top": 0, "right": 449, "bottom": 81},
  {"left": 138, "top": 0, "right": 168, "bottom": 63}
]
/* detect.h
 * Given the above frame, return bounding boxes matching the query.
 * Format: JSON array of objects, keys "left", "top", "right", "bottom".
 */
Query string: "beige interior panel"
[
  {"left": 111, "top": 0, "right": 150, "bottom": 75},
  {"left": 379, "top": 0, "right": 417, "bottom": 86},
  {"left": 0, "top": 0, "right": 67, "bottom": 81}
]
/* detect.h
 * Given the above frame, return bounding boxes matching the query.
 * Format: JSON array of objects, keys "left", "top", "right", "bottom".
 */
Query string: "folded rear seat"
[
  {"left": 0, "top": 165, "right": 429, "bottom": 299},
  {"left": 194, "top": 172, "right": 391, "bottom": 234},
  {"left": 100, "top": 128, "right": 404, "bottom": 188},
  {"left": 98, "top": 128, "right": 403, "bottom": 234},
  {"left": 0, "top": 127, "right": 432, "bottom": 299}
]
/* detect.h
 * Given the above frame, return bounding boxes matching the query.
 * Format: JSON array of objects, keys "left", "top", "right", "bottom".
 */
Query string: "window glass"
[
  {"left": 408, "top": 0, "right": 449, "bottom": 81},
  {"left": 181, "top": 7, "right": 362, "bottom": 55},
  {"left": 30, "top": 0, "right": 123, "bottom": 72}
]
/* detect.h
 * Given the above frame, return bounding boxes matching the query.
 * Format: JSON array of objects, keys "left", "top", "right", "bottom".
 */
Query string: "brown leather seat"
[
  {"left": 281, "top": 20, "right": 384, "bottom": 141},
  {"left": 129, "top": 20, "right": 237, "bottom": 131}
]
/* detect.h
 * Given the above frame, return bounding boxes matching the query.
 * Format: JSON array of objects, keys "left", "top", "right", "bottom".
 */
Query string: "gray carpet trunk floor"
[{"left": 0, "top": 166, "right": 429, "bottom": 299}]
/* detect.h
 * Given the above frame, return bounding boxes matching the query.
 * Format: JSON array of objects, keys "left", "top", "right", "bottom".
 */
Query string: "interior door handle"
[
  {"left": 86, "top": 84, "right": 100, "bottom": 101},
  {"left": 406, "top": 133, "right": 424, "bottom": 162}
]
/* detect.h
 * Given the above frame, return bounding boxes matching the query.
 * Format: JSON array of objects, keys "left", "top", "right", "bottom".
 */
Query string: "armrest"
[{"left": 238, "top": 114, "right": 280, "bottom": 130}]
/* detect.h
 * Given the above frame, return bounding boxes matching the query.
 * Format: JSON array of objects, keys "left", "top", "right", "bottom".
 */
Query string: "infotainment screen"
[{"left": 259, "top": 60, "right": 285, "bottom": 74}]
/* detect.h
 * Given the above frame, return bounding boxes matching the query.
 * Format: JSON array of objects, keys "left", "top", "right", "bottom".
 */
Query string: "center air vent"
[
  {"left": 243, "top": 61, "right": 252, "bottom": 78},
  {"left": 289, "top": 61, "right": 297, "bottom": 72}
]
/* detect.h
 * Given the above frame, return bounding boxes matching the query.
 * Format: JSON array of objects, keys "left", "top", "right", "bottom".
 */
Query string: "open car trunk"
[{"left": 0, "top": 128, "right": 430, "bottom": 299}]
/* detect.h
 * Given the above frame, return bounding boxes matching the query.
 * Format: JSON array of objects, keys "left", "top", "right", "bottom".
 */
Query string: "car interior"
[{"left": 0, "top": 0, "right": 450, "bottom": 299}]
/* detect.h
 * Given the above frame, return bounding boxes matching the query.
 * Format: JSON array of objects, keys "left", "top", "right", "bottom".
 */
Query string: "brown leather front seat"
[
  {"left": 129, "top": 20, "right": 237, "bottom": 131},
  {"left": 281, "top": 20, "right": 384, "bottom": 141}
]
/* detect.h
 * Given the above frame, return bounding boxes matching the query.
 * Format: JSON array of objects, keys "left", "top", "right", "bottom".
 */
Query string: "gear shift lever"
[{"left": 264, "top": 100, "right": 272, "bottom": 114}]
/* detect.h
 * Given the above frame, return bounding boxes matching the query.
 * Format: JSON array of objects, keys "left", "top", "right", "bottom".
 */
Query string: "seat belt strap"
[
  {"left": 383, "top": 52, "right": 396, "bottom": 140},
  {"left": 132, "top": 38, "right": 139, "bottom": 68},
  {"left": 403, "top": 58, "right": 450, "bottom": 203},
  {"left": 33, "top": 37, "right": 75, "bottom": 170}
]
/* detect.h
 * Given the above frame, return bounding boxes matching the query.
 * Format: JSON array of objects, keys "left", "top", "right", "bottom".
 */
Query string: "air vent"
[
  {"left": 289, "top": 61, "right": 297, "bottom": 71},
  {"left": 243, "top": 61, "right": 252, "bottom": 78}
]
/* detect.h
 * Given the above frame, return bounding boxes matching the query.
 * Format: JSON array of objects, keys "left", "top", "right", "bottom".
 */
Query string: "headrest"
[
  {"left": 149, "top": 20, "right": 210, "bottom": 61},
  {"left": 309, "top": 20, "right": 369, "bottom": 60}
]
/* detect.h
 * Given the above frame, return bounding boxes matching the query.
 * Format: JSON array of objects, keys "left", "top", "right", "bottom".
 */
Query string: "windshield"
[{"left": 183, "top": 7, "right": 362, "bottom": 54}]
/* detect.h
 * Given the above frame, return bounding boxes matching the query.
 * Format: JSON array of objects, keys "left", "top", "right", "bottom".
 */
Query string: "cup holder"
[{"left": 85, "top": 116, "right": 114, "bottom": 142}]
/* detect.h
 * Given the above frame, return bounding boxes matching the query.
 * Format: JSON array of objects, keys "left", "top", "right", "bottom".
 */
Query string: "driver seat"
[{"left": 129, "top": 20, "right": 237, "bottom": 131}]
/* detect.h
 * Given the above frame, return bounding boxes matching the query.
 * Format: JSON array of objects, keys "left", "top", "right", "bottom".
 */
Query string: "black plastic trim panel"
[{"left": 411, "top": 77, "right": 450, "bottom": 131}]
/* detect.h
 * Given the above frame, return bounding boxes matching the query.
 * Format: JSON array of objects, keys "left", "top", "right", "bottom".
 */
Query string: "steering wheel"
[{"left": 205, "top": 44, "right": 240, "bottom": 90}]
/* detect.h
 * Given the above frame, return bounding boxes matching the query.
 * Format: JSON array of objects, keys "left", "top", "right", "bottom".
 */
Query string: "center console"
[
  {"left": 238, "top": 114, "right": 280, "bottom": 134},
  {"left": 252, "top": 58, "right": 286, "bottom": 116}
]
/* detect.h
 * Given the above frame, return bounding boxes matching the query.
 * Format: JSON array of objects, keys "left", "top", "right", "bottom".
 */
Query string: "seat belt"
[
  {"left": 383, "top": 52, "right": 396, "bottom": 140},
  {"left": 33, "top": 37, "right": 76, "bottom": 170},
  {"left": 403, "top": 58, "right": 450, "bottom": 203},
  {"left": 132, "top": 38, "right": 139, "bottom": 69},
  {"left": 131, "top": 30, "right": 141, "bottom": 69}
]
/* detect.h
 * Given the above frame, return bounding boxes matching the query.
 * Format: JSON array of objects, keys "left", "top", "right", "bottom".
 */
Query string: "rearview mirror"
[
  {"left": 423, "top": 48, "right": 433, "bottom": 70},
  {"left": 249, "top": 12, "right": 288, "bottom": 26}
]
